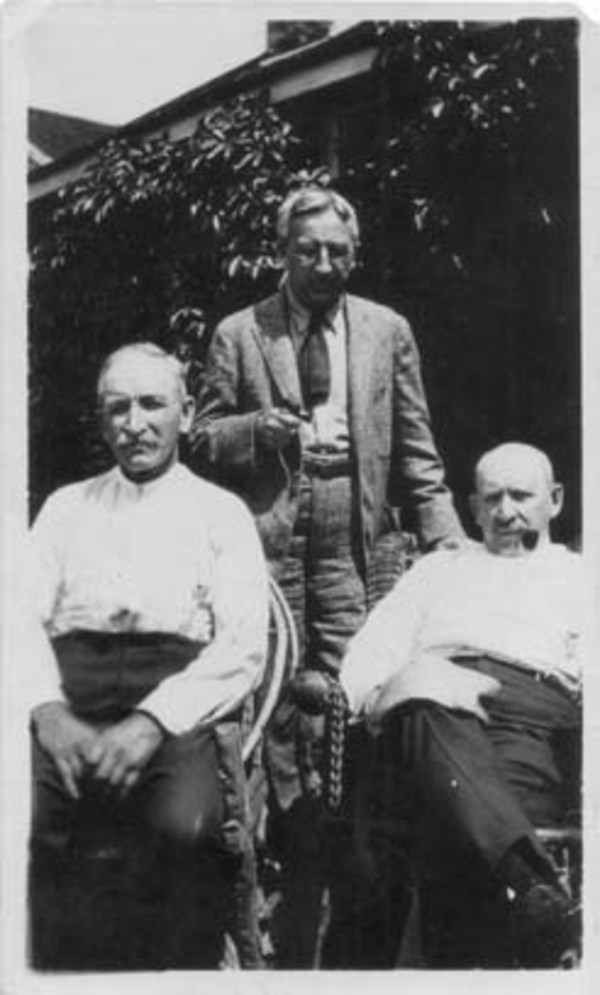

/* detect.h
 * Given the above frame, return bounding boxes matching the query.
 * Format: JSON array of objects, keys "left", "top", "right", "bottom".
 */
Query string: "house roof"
[
  {"left": 28, "top": 108, "right": 115, "bottom": 170},
  {"left": 28, "top": 20, "right": 379, "bottom": 198},
  {"left": 28, "top": 18, "right": 508, "bottom": 202}
]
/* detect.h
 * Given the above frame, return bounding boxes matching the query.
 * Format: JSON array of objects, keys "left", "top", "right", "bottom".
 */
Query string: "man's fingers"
[
  {"left": 106, "top": 759, "right": 132, "bottom": 791},
  {"left": 57, "top": 759, "right": 80, "bottom": 800},
  {"left": 272, "top": 408, "right": 301, "bottom": 426},
  {"left": 93, "top": 749, "right": 121, "bottom": 784},
  {"left": 67, "top": 750, "right": 84, "bottom": 780},
  {"left": 471, "top": 702, "right": 490, "bottom": 724},
  {"left": 478, "top": 674, "right": 502, "bottom": 698},
  {"left": 117, "top": 768, "right": 141, "bottom": 799},
  {"left": 83, "top": 739, "right": 104, "bottom": 766}
]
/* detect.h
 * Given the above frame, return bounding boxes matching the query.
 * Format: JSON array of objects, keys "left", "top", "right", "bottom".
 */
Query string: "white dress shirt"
[
  {"left": 286, "top": 287, "right": 350, "bottom": 450},
  {"left": 29, "top": 462, "right": 269, "bottom": 734},
  {"left": 341, "top": 542, "right": 584, "bottom": 717}
]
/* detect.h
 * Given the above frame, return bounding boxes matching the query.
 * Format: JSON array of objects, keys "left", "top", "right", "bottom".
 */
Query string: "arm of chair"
[{"left": 242, "top": 577, "right": 299, "bottom": 764}]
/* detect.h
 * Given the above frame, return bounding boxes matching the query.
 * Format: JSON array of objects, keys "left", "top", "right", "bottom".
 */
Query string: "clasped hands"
[{"left": 32, "top": 701, "right": 165, "bottom": 800}]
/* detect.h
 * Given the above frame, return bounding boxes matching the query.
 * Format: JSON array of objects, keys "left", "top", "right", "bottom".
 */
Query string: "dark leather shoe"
[{"left": 512, "top": 881, "right": 580, "bottom": 968}]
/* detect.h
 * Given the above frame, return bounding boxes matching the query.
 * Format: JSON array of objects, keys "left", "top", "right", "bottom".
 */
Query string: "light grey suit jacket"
[{"left": 190, "top": 291, "right": 462, "bottom": 572}]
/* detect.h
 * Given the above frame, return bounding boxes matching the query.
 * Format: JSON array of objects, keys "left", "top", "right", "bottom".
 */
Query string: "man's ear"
[
  {"left": 468, "top": 493, "right": 481, "bottom": 529},
  {"left": 179, "top": 396, "right": 195, "bottom": 435},
  {"left": 549, "top": 482, "right": 564, "bottom": 519},
  {"left": 97, "top": 405, "right": 110, "bottom": 446},
  {"left": 275, "top": 240, "right": 288, "bottom": 272}
]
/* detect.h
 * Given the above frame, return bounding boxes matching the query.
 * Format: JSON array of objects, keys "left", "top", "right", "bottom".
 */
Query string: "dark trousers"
[
  {"left": 378, "top": 656, "right": 581, "bottom": 965},
  {"left": 29, "top": 632, "right": 261, "bottom": 969},
  {"left": 266, "top": 472, "right": 368, "bottom": 968}
]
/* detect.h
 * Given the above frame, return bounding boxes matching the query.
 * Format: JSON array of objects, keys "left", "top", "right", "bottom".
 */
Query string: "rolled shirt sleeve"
[
  {"left": 27, "top": 490, "right": 74, "bottom": 707},
  {"left": 140, "top": 495, "right": 269, "bottom": 734},
  {"left": 340, "top": 552, "right": 439, "bottom": 716}
]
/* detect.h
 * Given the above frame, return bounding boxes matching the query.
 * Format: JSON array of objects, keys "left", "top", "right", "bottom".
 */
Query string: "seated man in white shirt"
[
  {"left": 28, "top": 342, "right": 269, "bottom": 969},
  {"left": 339, "top": 442, "right": 583, "bottom": 968}
]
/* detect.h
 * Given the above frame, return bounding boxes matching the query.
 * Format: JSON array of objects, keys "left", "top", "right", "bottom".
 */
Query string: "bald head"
[
  {"left": 470, "top": 443, "right": 563, "bottom": 556},
  {"left": 475, "top": 443, "right": 555, "bottom": 491}
]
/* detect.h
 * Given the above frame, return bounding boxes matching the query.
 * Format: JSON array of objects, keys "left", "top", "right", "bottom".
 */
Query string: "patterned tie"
[{"left": 298, "top": 311, "right": 331, "bottom": 410}]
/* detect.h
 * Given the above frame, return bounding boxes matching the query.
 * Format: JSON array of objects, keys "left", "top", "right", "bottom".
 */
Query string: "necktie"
[{"left": 298, "top": 311, "right": 331, "bottom": 410}]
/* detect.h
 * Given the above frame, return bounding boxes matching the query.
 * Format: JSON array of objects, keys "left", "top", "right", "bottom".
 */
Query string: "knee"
[{"left": 149, "top": 798, "right": 225, "bottom": 850}]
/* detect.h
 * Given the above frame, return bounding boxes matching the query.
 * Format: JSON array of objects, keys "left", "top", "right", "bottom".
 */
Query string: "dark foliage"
[
  {"left": 29, "top": 93, "right": 314, "bottom": 511},
  {"left": 338, "top": 20, "right": 579, "bottom": 538},
  {"left": 29, "top": 21, "right": 580, "bottom": 540}
]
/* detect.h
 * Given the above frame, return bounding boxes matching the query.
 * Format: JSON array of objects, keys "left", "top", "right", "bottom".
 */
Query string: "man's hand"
[
  {"left": 371, "top": 653, "right": 501, "bottom": 725},
  {"left": 31, "top": 701, "right": 100, "bottom": 800},
  {"left": 86, "top": 711, "right": 165, "bottom": 797},
  {"left": 256, "top": 408, "right": 302, "bottom": 450}
]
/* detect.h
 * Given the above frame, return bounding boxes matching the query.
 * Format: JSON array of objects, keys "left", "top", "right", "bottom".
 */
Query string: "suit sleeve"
[
  {"left": 189, "top": 318, "right": 262, "bottom": 481},
  {"left": 390, "top": 315, "right": 464, "bottom": 547}
]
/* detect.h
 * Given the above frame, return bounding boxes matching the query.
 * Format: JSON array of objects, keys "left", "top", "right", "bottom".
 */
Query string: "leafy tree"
[
  {"left": 29, "top": 93, "right": 315, "bottom": 511},
  {"left": 338, "top": 19, "right": 579, "bottom": 537},
  {"left": 29, "top": 20, "right": 579, "bottom": 539}
]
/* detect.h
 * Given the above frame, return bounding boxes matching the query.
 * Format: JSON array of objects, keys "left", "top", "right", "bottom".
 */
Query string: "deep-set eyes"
[
  {"left": 484, "top": 490, "right": 532, "bottom": 504},
  {"left": 103, "top": 396, "right": 168, "bottom": 416},
  {"left": 294, "top": 243, "right": 352, "bottom": 262}
]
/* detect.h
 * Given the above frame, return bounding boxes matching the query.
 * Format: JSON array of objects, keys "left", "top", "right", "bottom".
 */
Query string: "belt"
[
  {"left": 302, "top": 448, "right": 352, "bottom": 479},
  {"left": 452, "top": 654, "right": 582, "bottom": 706}
]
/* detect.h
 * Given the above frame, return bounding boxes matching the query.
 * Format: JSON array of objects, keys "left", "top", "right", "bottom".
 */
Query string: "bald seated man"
[
  {"left": 339, "top": 443, "right": 584, "bottom": 968},
  {"left": 28, "top": 343, "right": 269, "bottom": 968}
]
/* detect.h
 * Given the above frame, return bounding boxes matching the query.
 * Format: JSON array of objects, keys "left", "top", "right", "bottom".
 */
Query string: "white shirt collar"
[
  {"left": 284, "top": 282, "right": 343, "bottom": 332},
  {"left": 111, "top": 460, "right": 184, "bottom": 498}
]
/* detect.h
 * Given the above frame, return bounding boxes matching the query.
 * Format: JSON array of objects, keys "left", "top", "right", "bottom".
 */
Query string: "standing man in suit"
[{"left": 191, "top": 186, "right": 464, "bottom": 966}]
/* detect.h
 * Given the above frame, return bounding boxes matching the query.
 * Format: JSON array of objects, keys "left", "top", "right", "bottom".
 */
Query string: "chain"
[{"left": 325, "top": 677, "right": 348, "bottom": 811}]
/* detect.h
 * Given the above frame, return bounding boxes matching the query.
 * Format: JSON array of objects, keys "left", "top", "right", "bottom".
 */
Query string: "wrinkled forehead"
[
  {"left": 288, "top": 206, "right": 355, "bottom": 243},
  {"left": 98, "top": 354, "right": 183, "bottom": 401},
  {"left": 475, "top": 450, "right": 553, "bottom": 494}
]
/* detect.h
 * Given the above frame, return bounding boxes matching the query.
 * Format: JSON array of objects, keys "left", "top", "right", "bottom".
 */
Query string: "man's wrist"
[
  {"left": 30, "top": 700, "right": 68, "bottom": 728},
  {"left": 254, "top": 410, "right": 266, "bottom": 444},
  {"left": 134, "top": 709, "right": 167, "bottom": 739},
  {"left": 362, "top": 686, "right": 384, "bottom": 735}
]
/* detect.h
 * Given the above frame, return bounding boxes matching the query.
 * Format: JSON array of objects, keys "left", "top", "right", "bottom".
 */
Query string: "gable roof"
[
  {"left": 28, "top": 107, "right": 115, "bottom": 171},
  {"left": 28, "top": 21, "right": 379, "bottom": 201}
]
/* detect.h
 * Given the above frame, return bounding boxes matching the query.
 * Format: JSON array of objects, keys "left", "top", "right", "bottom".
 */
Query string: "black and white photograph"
[{"left": 2, "top": 0, "right": 599, "bottom": 989}]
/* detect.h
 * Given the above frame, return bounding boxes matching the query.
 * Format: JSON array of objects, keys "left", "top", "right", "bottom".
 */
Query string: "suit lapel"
[
  {"left": 251, "top": 292, "right": 378, "bottom": 439},
  {"left": 252, "top": 293, "right": 303, "bottom": 408},
  {"left": 346, "top": 295, "right": 376, "bottom": 455}
]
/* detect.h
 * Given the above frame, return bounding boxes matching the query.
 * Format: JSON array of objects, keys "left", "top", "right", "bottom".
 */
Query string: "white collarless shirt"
[
  {"left": 29, "top": 463, "right": 269, "bottom": 733},
  {"left": 341, "top": 542, "right": 584, "bottom": 717}
]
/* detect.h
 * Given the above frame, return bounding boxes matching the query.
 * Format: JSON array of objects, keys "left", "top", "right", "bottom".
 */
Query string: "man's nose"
[
  {"left": 495, "top": 495, "right": 516, "bottom": 521},
  {"left": 314, "top": 246, "right": 333, "bottom": 273},
  {"left": 124, "top": 403, "right": 145, "bottom": 433}
]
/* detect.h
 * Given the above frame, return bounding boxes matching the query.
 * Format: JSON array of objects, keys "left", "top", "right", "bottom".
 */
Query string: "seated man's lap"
[
  {"left": 453, "top": 655, "right": 581, "bottom": 827},
  {"left": 376, "top": 661, "right": 580, "bottom": 874},
  {"left": 31, "top": 717, "right": 247, "bottom": 853}
]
